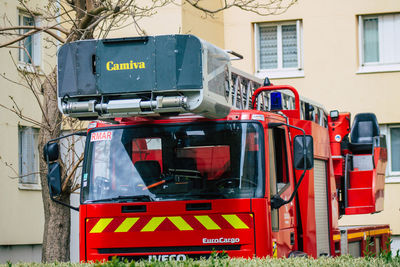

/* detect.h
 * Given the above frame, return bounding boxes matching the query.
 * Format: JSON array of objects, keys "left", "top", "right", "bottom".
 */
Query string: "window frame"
[
  {"left": 17, "top": 10, "right": 41, "bottom": 70},
  {"left": 380, "top": 124, "right": 400, "bottom": 183},
  {"left": 358, "top": 13, "right": 400, "bottom": 74},
  {"left": 387, "top": 125, "right": 400, "bottom": 177},
  {"left": 268, "top": 126, "right": 291, "bottom": 232},
  {"left": 254, "top": 20, "right": 304, "bottom": 79},
  {"left": 81, "top": 121, "right": 266, "bottom": 203},
  {"left": 18, "top": 126, "right": 41, "bottom": 190}
]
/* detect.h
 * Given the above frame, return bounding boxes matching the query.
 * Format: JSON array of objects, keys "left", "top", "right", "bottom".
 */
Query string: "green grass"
[{"left": 2, "top": 255, "right": 400, "bottom": 267}]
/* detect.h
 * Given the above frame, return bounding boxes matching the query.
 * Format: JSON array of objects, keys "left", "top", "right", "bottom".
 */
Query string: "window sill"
[
  {"left": 255, "top": 69, "right": 304, "bottom": 79},
  {"left": 385, "top": 175, "right": 400, "bottom": 184},
  {"left": 357, "top": 64, "right": 400, "bottom": 74},
  {"left": 17, "top": 62, "right": 43, "bottom": 75},
  {"left": 18, "top": 183, "right": 42, "bottom": 191}
]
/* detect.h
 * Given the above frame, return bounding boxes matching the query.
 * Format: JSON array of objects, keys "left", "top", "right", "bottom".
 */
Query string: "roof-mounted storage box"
[{"left": 57, "top": 35, "right": 232, "bottom": 119}]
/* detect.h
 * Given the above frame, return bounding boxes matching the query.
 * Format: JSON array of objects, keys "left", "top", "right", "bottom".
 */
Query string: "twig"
[
  {"left": 62, "top": 154, "right": 84, "bottom": 191},
  {"left": 0, "top": 27, "right": 65, "bottom": 48},
  {"left": 0, "top": 25, "right": 68, "bottom": 35}
]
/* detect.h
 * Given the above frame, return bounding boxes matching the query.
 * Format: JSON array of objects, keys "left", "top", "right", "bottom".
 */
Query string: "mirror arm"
[
  {"left": 50, "top": 194, "right": 80, "bottom": 212},
  {"left": 268, "top": 122, "right": 308, "bottom": 209},
  {"left": 46, "top": 131, "right": 87, "bottom": 212},
  {"left": 47, "top": 131, "right": 87, "bottom": 145}
]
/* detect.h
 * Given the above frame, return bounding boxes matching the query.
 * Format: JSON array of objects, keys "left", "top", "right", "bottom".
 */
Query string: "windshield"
[{"left": 82, "top": 122, "right": 264, "bottom": 203}]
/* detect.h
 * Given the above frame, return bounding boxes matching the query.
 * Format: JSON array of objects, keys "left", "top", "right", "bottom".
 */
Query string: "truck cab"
[{"left": 44, "top": 34, "right": 390, "bottom": 262}]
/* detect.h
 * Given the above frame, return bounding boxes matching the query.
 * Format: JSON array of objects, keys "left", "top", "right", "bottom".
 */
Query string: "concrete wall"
[{"left": 0, "top": 245, "right": 42, "bottom": 263}]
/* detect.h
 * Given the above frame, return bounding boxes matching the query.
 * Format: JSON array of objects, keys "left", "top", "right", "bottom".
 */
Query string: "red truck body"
[
  {"left": 47, "top": 35, "right": 389, "bottom": 262},
  {"left": 76, "top": 86, "right": 389, "bottom": 262}
]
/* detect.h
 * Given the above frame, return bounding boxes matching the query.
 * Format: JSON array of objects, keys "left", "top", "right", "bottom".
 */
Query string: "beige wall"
[
  {"left": 222, "top": 0, "right": 400, "bottom": 235},
  {"left": 1, "top": 0, "right": 398, "bottom": 248},
  {"left": 223, "top": 0, "right": 400, "bottom": 124},
  {"left": 0, "top": 0, "right": 57, "bottom": 245},
  {"left": 339, "top": 183, "right": 400, "bottom": 233},
  {"left": 107, "top": 0, "right": 226, "bottom": 48},
  {"left": 106, "top": 1, "right": 183, "bottom": 38},
  {"left": 182, "top": 0, "right": 225, "bottom": 48}
]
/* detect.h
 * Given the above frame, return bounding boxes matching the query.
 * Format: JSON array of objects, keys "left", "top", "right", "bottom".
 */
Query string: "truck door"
[{"left": 268, "top": 127, "right": 296, "bottom": 257}]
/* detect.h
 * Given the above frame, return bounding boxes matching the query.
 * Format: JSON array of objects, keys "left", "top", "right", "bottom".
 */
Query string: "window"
[
  {"left": 380, "top": 124, "right": 400, "bottom": 182},
  {"left": 269, "top": 128, "right": 290, "bottom": 194},
  {"left": 390, "top": 126, "right": 400, "bottom": 174},
  {"left": 19, "top": 126, "right": 40, "bottom": 188},
  {"left": 358, "top": 13, "right": 400, "bottom": 73},
  {"left": 18, "top": 11, "right": 41, "bottom": 66},
  {"left": 82, "top": 122, "right": 265, "bottom": 203},
  {"left": 268, "top": 127, "right": 290, "bottom": 231},
  {"left": 255, "top": 20, "right": 303, "bottom": 79}
]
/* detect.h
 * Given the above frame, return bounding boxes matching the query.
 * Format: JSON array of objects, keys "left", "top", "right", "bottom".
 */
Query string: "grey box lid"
[{"left": 57, "top": 35, "right": 203, "bottom": 99}]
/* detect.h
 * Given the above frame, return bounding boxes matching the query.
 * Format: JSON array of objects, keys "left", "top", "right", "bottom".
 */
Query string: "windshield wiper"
[{"left": 87, "top": 194, "right": 154, "bottom": 203}]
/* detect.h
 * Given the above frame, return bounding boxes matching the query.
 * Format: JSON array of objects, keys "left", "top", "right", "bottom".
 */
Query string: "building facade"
[
  {"left": 0, "top": 0, "right": 53, "bottom": 263},
  {"left": 0, "top": 0, "right": 399, "bottom": 263}
]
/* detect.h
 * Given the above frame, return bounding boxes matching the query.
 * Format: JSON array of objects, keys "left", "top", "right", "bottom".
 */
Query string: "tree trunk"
[{"left": 38, "top": 69, "right": 71, "bottom": 262}]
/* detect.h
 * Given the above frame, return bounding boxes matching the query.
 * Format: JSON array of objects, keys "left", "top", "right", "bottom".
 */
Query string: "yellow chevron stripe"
[
  {"left": 168, "top": 216, "right": 193, "bottom": 231},
  {"left": 195, "top": 215, "right": 221, "bottom": 230},
  {"left": 141, "top": 217, "right": 166, "bottom": 232},
  {"left": 222, "top": 214, "right": 249, "bottom": 229},
  {"left": 115, "top": 218, "right": 139, "bottom": 233},
  {"left": 90, "top": 218, "right": 113, "bottom": 233}
]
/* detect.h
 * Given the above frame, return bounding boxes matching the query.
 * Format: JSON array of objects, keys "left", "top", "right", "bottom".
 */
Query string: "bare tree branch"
[
  {"left": 78, "top": 5, "right": 108, "bottom": 29},
  {"left": 0, "top": 72, "right": 30, "bottom": 90},
  {"left": 0, "top": 25, "right": 69, "bottom": 35},
  {"left": 0, "top": 101, "right": 46, "bottom": 129},
  {"left": 61, "top": 154, "right": 84, "bottom": 191},
  {"left": 185, "top": 0, "right": 297, "bottom": 16},
  {"left": 7, "top": 50, "right": 52, "bottom": 127},
  {"left": 0, "top": 27, "right": 65, "bottom": 48}
]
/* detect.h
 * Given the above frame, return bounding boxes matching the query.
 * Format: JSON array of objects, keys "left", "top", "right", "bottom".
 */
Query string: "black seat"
[
  {"left": 349, "top": 113, "right": 379, "bottom": 154},
  {"left": 134, "top": 160, "right": 161, "bottom": 184}
]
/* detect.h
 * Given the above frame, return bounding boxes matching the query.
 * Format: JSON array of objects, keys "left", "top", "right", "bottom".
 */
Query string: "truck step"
[
  {"left": 347, "top": 188, "right": 373, "bottom": 207},
  {"left": 345, "top": 205, "right": 375, "bottom": 215},
  {"left": 349, "top": 170, "right": 373, "bottom": 188}
]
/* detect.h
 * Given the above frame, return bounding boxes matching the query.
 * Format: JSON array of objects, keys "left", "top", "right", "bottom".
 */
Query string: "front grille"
[{"left": 98, "top": 245, "right": 241, "bottom": 254}]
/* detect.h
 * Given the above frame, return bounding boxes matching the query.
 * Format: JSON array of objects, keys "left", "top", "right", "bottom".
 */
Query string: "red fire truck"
[{"left": 44, "top": 35, "right": 390, "bottom": 261}]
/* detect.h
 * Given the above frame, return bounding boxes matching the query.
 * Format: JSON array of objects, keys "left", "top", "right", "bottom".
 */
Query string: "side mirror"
[
  {"left": 48, "top": 162, "right": 62, "bottom": 197},
  {"left": 43, "top": 142, "right": 59, "bottom": 162},
  {"left": 293, "top": 135, "right": 314, "bottom": 170}
]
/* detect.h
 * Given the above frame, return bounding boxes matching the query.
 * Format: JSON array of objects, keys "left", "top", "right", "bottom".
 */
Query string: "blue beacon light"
[{"left": 270, "top": 92, "right": 283, "bottom": 110}]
